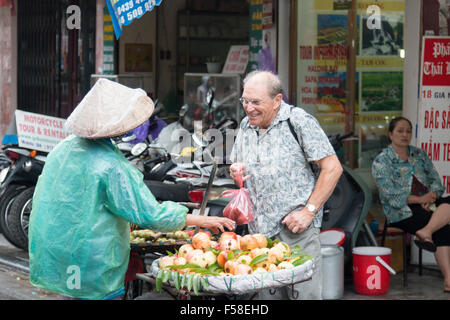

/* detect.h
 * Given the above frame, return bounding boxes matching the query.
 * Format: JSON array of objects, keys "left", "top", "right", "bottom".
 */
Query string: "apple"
[
  {"left": 219, "top": 232, "right": 238, "bottom": 242},
  {"left": 159, "top": 256, "right": 175, "bottom": 270},
  {"left": 192, "top": 232, "right": 211, "bottom": 250},
  {"left": 252, "top": 233, "right": 268, "bottom": 248},
  {"left": 190, "top": 254, "right": 208, "bottom": 268},
  {"left": 219, "top": 238, "right": 239, "bottom": 251},
  {"left": 217, "top": 250, "right": 229, "bottom": 268},
  {"left": 210, "top": 240, "right": 219, "bottom": 250},
  {"left": 275, "top": 242, "right": 291, "bottom": 257},
  {"left": 233, "top": 263, "right": 252, "bottom": 275},
  {"left": 236, "top": 254, "right": 252, "bottom": 265},
  {"left": 186, "top": 249, "right": 204, "bottom": 262},
  {"left": 240, "top": 235, "right": 259, "bottom": 250},
  {"left": 266, "top": 263, "right": 278, "bottom": 272},
  {"left": 224, "top": 260, "right": 238, "bottom": 274},
  {"left": 174, "top": 257, "right": 187, "bottom": 266},
  {"left": 253, "top": 267, "right": 268, "bottom": 274},
  {"left": 203, "top": 251, "right": 217, "bottom": 268},
  {"left": 254, "top": 259, "right": 270, "bottom": 269},
  {"left": 277, "top": 261, "right": 294, "bottom": 269},
  {"left": 178, "top": 244, "right": 194, "bottom": 259},
  {"left": 268, "top": 246, "right": 284, "bottom": 264},
  {"left": 250, "top": 248, "right": 264, "bottom": 259}
]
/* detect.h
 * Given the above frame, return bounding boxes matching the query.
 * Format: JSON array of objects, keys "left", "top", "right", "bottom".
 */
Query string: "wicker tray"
[{"left": 149, "top": 257, "right": 315, "bottom": 295}]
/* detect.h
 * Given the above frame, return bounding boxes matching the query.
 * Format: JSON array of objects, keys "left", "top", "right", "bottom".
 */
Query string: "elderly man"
[{"left": 230, "top": 71, "right": 343, "bottom": 299}]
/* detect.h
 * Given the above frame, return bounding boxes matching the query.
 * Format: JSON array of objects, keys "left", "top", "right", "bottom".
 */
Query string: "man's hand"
[
  {"left": 229, "top": 162, "right": 250, "bottom": 186},
  {"left": 281, "top": 208, "right": 315, "bottom": 234}
]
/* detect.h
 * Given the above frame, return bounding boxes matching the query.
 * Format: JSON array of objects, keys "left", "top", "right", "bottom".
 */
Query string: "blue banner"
[{"left": 106, "top": 0, "right": 163, "bottom": 39}]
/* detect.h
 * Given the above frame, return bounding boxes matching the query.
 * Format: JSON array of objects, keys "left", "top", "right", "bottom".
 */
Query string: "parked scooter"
[
  {"left": 319, "top": 133, "right": 377, "bottom": 272},
  {"left": 0, "top": 141, "right": 47, "bottom": 250}
]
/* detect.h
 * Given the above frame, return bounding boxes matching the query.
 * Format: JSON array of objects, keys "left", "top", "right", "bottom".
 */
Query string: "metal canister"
[{"left": 321, "top": 244, "right": 344, "bottom": 300}]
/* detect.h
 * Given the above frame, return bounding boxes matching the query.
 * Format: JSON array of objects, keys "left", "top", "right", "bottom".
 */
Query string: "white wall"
[
  {"left": 115, "top": 0, "right": 185, "bottom": 101},
  {"left": 95, "top": 0, "right": 104, "bottom": 74},
  {"left": 155, "top": 0, "right": 186, "bottom": 102},
  {"left": 403, "top": 0, "right": 422, "bottom": 146},
  {"left": 277, "top": 0, "right": 290, "bottom": 97},
  {"left": 119, "top": 8, "right": 157, "bottom": 95}
]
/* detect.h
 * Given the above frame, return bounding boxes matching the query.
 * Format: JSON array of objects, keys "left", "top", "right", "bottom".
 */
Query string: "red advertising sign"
[
  {"left": 421, "top": 37, "right": 450, "bottom": 86},
  {"left": 223, "top": 45, "right": 249, "bottom": 74},
  {"left": 417, "top": 36, "right": 450, "bottom": 196}
]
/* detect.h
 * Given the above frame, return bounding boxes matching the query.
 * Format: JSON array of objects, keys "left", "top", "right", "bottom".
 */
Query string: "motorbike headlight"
[{"left": 23, "top": 160, "right": 33, "bottom": 172}]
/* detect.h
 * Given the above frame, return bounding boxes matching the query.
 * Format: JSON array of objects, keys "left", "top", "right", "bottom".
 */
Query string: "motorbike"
[
  {"left": 0, "top": 141, "right": 47, "bottom": 251},
  {"left": 319, "top": 133, "right": 377, "bottom": 274}
]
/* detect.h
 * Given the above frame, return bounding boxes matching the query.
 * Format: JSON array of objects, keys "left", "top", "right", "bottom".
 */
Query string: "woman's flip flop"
[{"left": 414, "top": 238, "right": 437, "bottom": 252}]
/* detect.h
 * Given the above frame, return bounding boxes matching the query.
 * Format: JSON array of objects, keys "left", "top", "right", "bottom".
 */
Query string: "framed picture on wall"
[{"left": 125, "top": 43, "right": 153, "bottom": 73}]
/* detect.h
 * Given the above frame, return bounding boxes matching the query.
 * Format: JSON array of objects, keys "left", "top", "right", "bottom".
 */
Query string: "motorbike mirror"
[
  {"left": 206, "top": 89, "right": 215, "bottom": 107},
  {"left": 179, "top": 105, "right": 187, "bottom": 118},
  {"left": 121, "top": 133, "right": 136, "bottom": 142},
  {"left": 179, "top": 147, "right": 195, "bottom": 157},
  {"left": 192, "top": 132, "right": 209, "bottom": 147},
  {"left": 131, "top": 142, "right": 147, "bottom": 156}
]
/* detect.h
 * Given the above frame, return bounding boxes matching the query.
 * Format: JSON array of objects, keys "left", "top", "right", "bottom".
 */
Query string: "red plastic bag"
[{"left": 221, "top": 174, "right": 254, "bottom": 225}]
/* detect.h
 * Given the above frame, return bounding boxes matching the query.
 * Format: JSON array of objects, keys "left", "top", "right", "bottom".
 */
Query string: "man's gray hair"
[{"left": 243, "top": 70, "right": 283, "bottom": 98}]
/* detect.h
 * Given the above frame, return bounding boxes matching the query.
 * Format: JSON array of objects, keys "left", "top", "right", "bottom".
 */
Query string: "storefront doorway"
[{"left": 17, "top": 0, "right": 96, "bottom": 119}]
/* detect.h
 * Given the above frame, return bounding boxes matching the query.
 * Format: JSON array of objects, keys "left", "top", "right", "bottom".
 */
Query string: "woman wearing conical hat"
[{"left": 28, "top": 79, "right": 235, "bottom": 300}]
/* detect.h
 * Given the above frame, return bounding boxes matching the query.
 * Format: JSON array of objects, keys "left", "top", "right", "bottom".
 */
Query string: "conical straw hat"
[{"left": 65, "top": 78, "right": 154, "bottom": 138}]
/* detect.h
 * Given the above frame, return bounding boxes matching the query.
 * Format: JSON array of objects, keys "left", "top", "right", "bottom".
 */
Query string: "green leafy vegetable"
[
  {"left": 250, "top": 254, "right": 268, "bottom": 266},
  {"left": 193, "top": 275, "right": 199, "bottom": 295},
  {"left": 155, "top": 270, "right": 164, "bottom": 292},
  {"left": 186, "top": 274, "right": 193, "bottom": 292},
  {"left": 200, "top": 277, "right": 209, "bottom": 290},
  {"left": 173, "top": 271, "right": 180, "bottom": 290}
]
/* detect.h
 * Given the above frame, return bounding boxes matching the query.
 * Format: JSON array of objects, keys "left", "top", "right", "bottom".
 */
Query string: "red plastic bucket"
[{"left": 352, "top": 247, "right": 394, "bottom": 295}]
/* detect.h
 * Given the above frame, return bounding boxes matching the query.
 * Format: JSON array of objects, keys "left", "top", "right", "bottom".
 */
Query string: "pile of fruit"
[
  {"left": 130, "top": 229, "right": 191, "bottom": 244},
  {"left": 157, "top": 231, "right": 312, "bottom": 276}
]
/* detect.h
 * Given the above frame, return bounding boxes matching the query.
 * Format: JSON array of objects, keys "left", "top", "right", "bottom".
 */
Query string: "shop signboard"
[
  {"left": 223, "top": 45, "right": 249, "bottom": 74},
  {"left": 15, "top": 110, "right": 69, "bottom": 153},
  {"left": 103, "top": 7, "right": 115, "bottom": 74},
  {"left": 106, "top": 0, "right": 163, "bottom": 39},
  {"left": 248, "top": 0, "right": 263, "bottom": 72},
  {"left": 417, "top": 36, "right": 450, "bottom": 195},
  {"left": 248, "top": 0, "right": 277, "bottom": 73},
  {"left": 297, "top": 0, "right": 404, "bottom": 168}
]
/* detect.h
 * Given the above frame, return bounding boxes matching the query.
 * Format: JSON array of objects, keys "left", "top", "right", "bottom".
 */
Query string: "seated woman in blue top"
[{"left": 372, "top": 117, "right": 450, "bottom": 293}]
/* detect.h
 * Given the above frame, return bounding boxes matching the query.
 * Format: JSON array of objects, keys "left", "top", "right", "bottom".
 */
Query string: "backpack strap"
[
  {"left": 287, "top": 117, "right": 301, "bottom": 149},
  {"left": 286, "top": 109, "right": 318, "bottom": 176},
  {"left": 286, "top": 107, "right": 304, "bottom": 153}
]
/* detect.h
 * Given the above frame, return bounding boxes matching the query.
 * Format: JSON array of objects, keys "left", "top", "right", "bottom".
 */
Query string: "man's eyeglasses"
[{"left": 239, "top": 97, "right": 267, "bottom": 106}]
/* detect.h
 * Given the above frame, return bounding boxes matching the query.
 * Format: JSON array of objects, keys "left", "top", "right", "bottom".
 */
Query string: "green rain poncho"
[{"left": 28, "top": 135, "right": 188, "bottom": 299}]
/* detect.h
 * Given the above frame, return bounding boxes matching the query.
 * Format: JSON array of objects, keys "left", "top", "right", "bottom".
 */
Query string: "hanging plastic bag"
[{"left": 221, "top": 172, "right": 254, "bottom": 225}]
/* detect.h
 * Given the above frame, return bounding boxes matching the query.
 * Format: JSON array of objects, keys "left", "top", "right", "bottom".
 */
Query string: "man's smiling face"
[{"left": 241, "top": 75, "right": 281, "bottom": 129}]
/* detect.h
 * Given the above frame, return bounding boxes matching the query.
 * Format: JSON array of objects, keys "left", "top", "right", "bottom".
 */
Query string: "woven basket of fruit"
[{"left": 149, "top": 232, "right": 315, "bottom": 295}]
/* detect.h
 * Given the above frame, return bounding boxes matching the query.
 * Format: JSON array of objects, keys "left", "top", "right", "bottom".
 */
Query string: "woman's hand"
[
  {"left": 414, "top": 191, "right": 437, "bottom": 211},
  {"left": 185, "top": 214, "right": 236, "bottom": 234},
  {"left": 420, "top": 191, "right": 437, "bottom": 205}
]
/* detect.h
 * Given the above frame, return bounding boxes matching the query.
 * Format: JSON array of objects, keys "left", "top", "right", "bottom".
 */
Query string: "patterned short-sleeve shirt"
[
  {"left": 230, "top": 102, "right": 335, "bottom": 238},
  {"left": 371, "top": 144, "right": 444, "bottom": 224}
]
